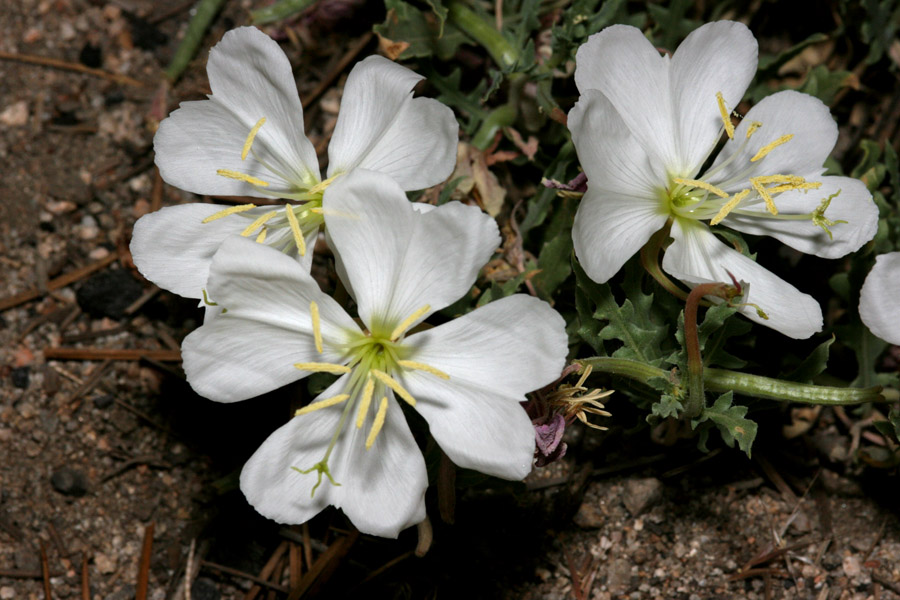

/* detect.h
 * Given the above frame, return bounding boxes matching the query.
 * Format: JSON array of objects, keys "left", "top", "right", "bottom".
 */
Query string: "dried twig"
[
  {"left": 0, "top": 253, "right": 117, "bottom": 312},
  {"left": 136, "top": 523, "right": 155, "bottom": 600},
  {"left": 201, "top": 561, "right": 290, "bottom": 593},
  {"left": 66, "top": 359, "right": 114, "bottom": 409},
  {"left": 44, "top": 347, "right": 181, "bottom": 361},
  {"left": 0, "top": 50, "right": 146, "bottom": 87},
  {"left": 81, "top": 553, "right": 90, "bottom": 600},
  {"left": 245, "top": 541, "right": 289, "bottom": 600},
  {"left": 287, "top": 530, "right": 359, "bottom": 600},
  {"left": 39, "top": 541, "right": 52, "bottom": 600},
  {"left": 301, "top": 32, "right": 374, "bottom": 111}
]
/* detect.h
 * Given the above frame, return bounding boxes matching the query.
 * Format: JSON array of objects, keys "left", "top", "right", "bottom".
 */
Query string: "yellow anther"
[
  {"left": 716, "top": 92, "right": 735, "bottom": 140},
  {"left": 752, "top": 174, "right": 806, "bottom": 186},
  {"left": 356, "top": 377, "right": 375, "bottom": 429},
  {"left": 389, "top": 304, "right": 431, "bottom": 341},
  {"left": 768, "top": 181, "right": 822, "bottom": 194},
  {"left": 293, "top": 362, "right": 351, "bottom": 374},
  {"left": 242, "top": 117, "right": 267, "bottom": 160},
  {"left": 370, "top": 369, "right": 416, "bottom": 407},
  {"left": 202, "top": 203, "right": 256, "bottom": 223},
  {"left": 308, "top": 173, "right": 342, "bottom": 195},
  {"left": 746, "top": 121, "right": 763, "bottom": 138},
  {"left": 216, "top": 169, "right": 270, "bottom": 187},
  {"left": 397, "top": 360, "right": 450, "bottom": 380},
  {"left": 309, "top": 207, "right": 324, "bottom": 214},
  {"left": 255, "top": 227, "right": 268, "bottom": 243},
  {"left": 750, "top": 134, "right": 794, "bottom": 162},
  {"left": 295, "top": 394, "right": 349, "bottom": 416},
  {"left": 284, "top": 205, "right": 308, "bottom": 257},
  {"left": 310, "top": 301, "right": 323, "bottom": 354},
  {"left": 750, "top": 178, "right": 779, "bottom": 215},
  {"left": 240, "top": 211, "right": 278, "bottom": 236},
  {"left": 710, "top": 189, "right": 751, "bottom": 225},
  {"left": 365, "top": 397, "right": 389, "bottom": 449},
  {"left": 672, "top": 178, "right": 729, "bottom": 199}
]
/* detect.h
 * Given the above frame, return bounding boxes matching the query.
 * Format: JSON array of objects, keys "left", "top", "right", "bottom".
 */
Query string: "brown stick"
[
  {"left": 201, "top": 561, "right": 290, "bottom": 593},
  {"left": 136, "top": 523, "right": 155, "bottom": 600},
  {"left": 67, "top": 359, "right": 114, "bottom": 408},
  {"left": 81, "top": 553, "right": 90, "bottom": 600},
  {"left": 301, "top": 32, "right": 373, "bottom": 111},
  {"left": 244, "top": 541, "right": 289, "bottom": 600},
  {"left": 0, "top": 253, "right": 117, "bottom": 312},
  {"left": 40, "top": 541, "right": 52, "bottom": 600},
  {"left": 0, "top": 50, "right": 146, "bottom": 87},
  {"left": 44, "top": 347, "right": 181, "bottom": 361}
]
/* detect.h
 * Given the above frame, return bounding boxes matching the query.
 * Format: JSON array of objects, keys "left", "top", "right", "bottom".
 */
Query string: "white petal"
[
  {"left": 722, "top": 176, "right": 877, "bottom": 259},
  {"left": 324, "top": 169, "right": 499, "bottom": 332},
  {"left": 327, "top": 56, "right": 458, "bottom": 190},
  {"left": 859, "top": 253, "right": 900, "bottom": 345},
  {"left": 574, "top": 25, "right": 677, "bottom": 169},
  {"left": 573, "top": 187, "right": 669, "bottom": 284},
  {"left": 181, "top": 237, "right": 359, "bottom": 402},
  {"left": 155, "top": 27, "right": 319, "bottom": 197},
  {"left": 404, "top": 295, "right": 568, "bottom": 396},
  {"left": 669, "top": 21, "right": 757, "bottom": 175},
  {"left": 708, "top": 90, "right": 838, "bottom": 189},
  {"left": 662, "top": 220, "right": 823, "bottom": 338},
  {"left": 568, "top": 90, "right": 667, "bottom": 195},
  {"left": 240, "top": 377, "right": 427, "bottom": 537}
]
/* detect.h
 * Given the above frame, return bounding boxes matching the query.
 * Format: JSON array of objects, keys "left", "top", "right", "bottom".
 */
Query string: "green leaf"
[
  {"left": 573, "top": 261, "right": 669, "bottom": 367},
  {"left": 165, "top": 0, "right": 227, "bottom": 82},
  {"left": 374, "top": 0, "right": 468, "bottom": 60},
  {"left": 859, "top": 0, "right": 900, "bottom": 64},
  {"left": 426, "top": 67, "right": 488, "bottom": 134},
  {"left": 648, "top": 0, "right": 701, "bottom": 51},
  {"left": 649, "top": 392, "right": 684, "bottom": 421},
  {"left": 693, "top": 392, "right": 758, "bottom": 457},
  {"left": 424, "top": 0, "right": 448, "bottom": 36},
  {"left": 756, "top": 33, "right": 830, "bottom": 79},
  {"left": 251, "top": 0, "right": 316, "bottom": 24},
  {"left": 669, "top": 301, "right": 749, "bottom": 372},
  {"left": 799, "top": 65, "right": 854, "bottom": 105},
  {"left": 533, "top": 235, "right": 572, "bottom": 298},
  {"left": 782, "top": 335, "right": 835, "bottom": 383}
]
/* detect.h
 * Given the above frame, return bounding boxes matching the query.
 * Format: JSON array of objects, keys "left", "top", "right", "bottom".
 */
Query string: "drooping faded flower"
[
  {"left": 131, "top": 26, "right": 457, "bottom": 299},
  {"left": 569, "top": 21, "right": 878, "bottom": 339},
  {"left": 181, "top": 169, "right": 567, "bottom": 537},
  {"left": 859, "top": 252, "right": 900, "bottom": 345}
]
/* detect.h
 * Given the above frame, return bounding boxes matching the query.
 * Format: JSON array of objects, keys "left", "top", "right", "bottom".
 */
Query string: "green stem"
[
  {"left": 251, "top": 0, "right": 317, "bottom": 24},
  {"left": 471, "top": 98, "right": 517, "bottom": 150},
  {"left": 165, "top": 0, "right": 227, "bottom": 82},
  {"left": 447, "top": 1, "right": 519, "bottom": 70},
  {"left": 580, "top": 357, "right": 884, "bottom": 406}
]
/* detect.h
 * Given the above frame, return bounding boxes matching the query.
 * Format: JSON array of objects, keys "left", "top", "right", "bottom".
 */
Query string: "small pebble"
[
  {"left": 10, "top": 366, "right": 29, "bottom": 389},
  {"left": 0, "top": 586, "right": 16, "bottom": 599},
  {"left": 95, "top": 553, "right": 119, "bottom": 576},
  {"left": 50, "top": 466, "right": 90, "bottom": 497}
]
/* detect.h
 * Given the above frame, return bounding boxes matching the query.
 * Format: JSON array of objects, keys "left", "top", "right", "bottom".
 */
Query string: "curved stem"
[{"left": 447, "top": 0, "right": 519, "bottom": 70}]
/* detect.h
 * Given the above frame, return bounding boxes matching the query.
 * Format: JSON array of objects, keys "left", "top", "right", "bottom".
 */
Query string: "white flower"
[
  {"left": 859, "top": 252, "right": 900, "bottom": 345},
  {"left": 181, "top": 169, "right": 567, "bottom": 537},
  {"left": 131, "top": 26, "right": 458, "bottom": 299},
  {"left": 569, "top": 21, "right": 878, "bottom": 339}
]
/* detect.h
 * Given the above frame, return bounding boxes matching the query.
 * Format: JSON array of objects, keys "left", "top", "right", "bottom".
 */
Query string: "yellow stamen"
[
  {"left": 750, "top": 178, "right": 778, "bottom": 215},
  {"left": 240, "top": 211, "right": 278, "bottom": 237},
  {"left": 746, "top": 121, "right": 763, "bottom": 138},
  {"left": 293, "top": 362, "right": 351, "bottom": 374},
  {"left": 672, "top": 178, "right": 729, "bottom": 199},
  {"left": 308, "top": 174, "right": 342, "bottom": 195},
  {"left": 389, "top": 304, "right": 431, "bottom": 341},
  {"left": 365, "top": 397, "right": 389, "bottom": 449},
  {"left": 284, "top": 205, "right": 308, "bottom": 256},
  {"left": 716, "top": 92, "right": 735, "bottom": 140},
  {"left": 710, "top": 189, "right": 751, "bottom": 225},
  {"left": 749, "top": 175, "right": 808, "bottom": 216},
  {"left": 242, "top": 117, "right": 267, "bottom": 160},
  {"left": 750, "top": 134, "right": 794, "bottom": 162},
  {"left": 309, "top": 207, "right": 324, "bottom": 214},
  {"left": 370, "top": 369, "right": 416, "bottom": 407},
  {"left": 216, "top": 169, "right": 270, "bottom": 187},
  {"left": 397, "top": 360, "right": 450, "bottom": 380},
  {"left": 255, "top": 227, "right": 268, "bottom": 243},
  {"left": 356, "top": 377, "right": 375, "bottom": 429},
  {"left": 295, "top": 394, "right": 350, "bottom": 416},
  {"left": 768, "top": 181, "right": 822, "bottom": 194},
  {"left": 310, "top": 301, "right": 323, "bottom": 354},
  {"left": 202, "top": 204, "right": 256, "bottom": 223}
]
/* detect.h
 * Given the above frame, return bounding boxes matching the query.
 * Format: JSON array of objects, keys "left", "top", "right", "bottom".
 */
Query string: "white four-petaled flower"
[
  {"left": 859, "top": 253, "right": 900, "bottom": 345},
  {"left": 569, "top": 21, "right": 878, "bottom": 338},
  {"left": 181, "top": 169, "right": 568, "bottom": 537},
  {"left": 131, "top": 26, "right": 458, "bottom": 299}
]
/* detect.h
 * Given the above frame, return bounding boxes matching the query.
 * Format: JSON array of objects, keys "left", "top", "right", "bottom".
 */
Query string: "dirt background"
[{"left": 2, "top": 1, "right": 900, "bottom": 599}]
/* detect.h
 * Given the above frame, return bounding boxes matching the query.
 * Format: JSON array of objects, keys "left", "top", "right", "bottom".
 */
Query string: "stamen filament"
[
  {"left": 356, "top": 377, "right": 375, "bottom": 428},
  {"left": 242, "top": 117, "right": 267, "bottom": 160},
  {"left": 750, "top": 134, "right": 793, "bottom": 162},
  {"left": 397, "top": 360, "right": 450, "bottom": 380},
  {"left": 710, "top": 189, "right": 751, "bottom": 225},
  {"left": 240, "top": 211, "right": 278, "bottom": 236},
  {"left": 284, "top": 204, "right": 307, "bottom": 256},
  {"left": 295, "top": 394, "right": 350, "bottom": 416},
  {"left": 310, "top": 301, "right": 323, "bottom": 354},
  {"left": 216, "top": 169, "right": 270, "bottom": 187},
  {"left": 370, "top": 369, "right": 417, "bottom": 406},
  {"left": 389, "top": 304, "right": 431, "bottom": 341},
  {"left": 365, "top": 397, "right": 389, "bottom": 449},
  {"left": 672, "top": 178, "right": 729, "bottom": 199},
  {"left": 293, "top": 362, "right": 351, "bottom": 374},
  {"left": 202, "top": 204, "right": 256, "bottom": 223},
  {"left": 716, "top": 92, "right": 735, "bottom": 140}
]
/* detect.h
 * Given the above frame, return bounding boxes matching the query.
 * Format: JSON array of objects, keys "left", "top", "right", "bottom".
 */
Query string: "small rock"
[
  {"left": 95, "top": 553, "right": 119, "bottom": 576},
  {"left": 573, "top": 501, "right": 604, "bottom": 528},
  {"left": 191, "top": 578, "right": 220, "bottom": 600},
  {"left": 10, "top": 366, "right": 29, "bottom": 389},
  {"left": 842, "top": 554, "right": 862, "bottom": 578},
  {"left": 50, "top": 467, "right": 90, "bottom": 497},
  {"left": 605, "top": 558, "right": 632, "bottom": 594},
  {"left": 0, "top": 586, "right": 16, "bottom": 599},
  {"left": 94, "top": 394, "right": 114, "bottom": 409},
  {"left": 89, "top": 247, "right": 111, "bottom": 261},
  {"left": 76, "top": 269, "right": 144, "bottom": 319},
  {"left": 623, "top": 477, "right": 663, "bottom": 516},
  {"left": 0, "top": 101, "right": 28, "bottom": 126}
]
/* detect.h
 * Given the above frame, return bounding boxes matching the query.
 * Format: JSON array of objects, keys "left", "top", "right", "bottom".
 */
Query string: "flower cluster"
[{"left": 133, "top": 27, "right": 567, "bottom": 537}]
